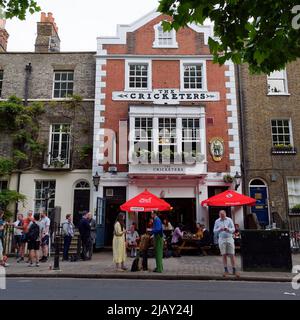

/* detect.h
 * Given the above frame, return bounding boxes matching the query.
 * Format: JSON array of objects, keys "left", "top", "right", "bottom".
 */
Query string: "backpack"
[{"left": 27, "top": 222, "right": 40, "bottom": 241}]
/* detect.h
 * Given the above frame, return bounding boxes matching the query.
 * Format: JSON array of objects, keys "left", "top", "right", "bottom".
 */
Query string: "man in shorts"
[
  {"left": 39, "top": 210, "right": 51, "bottom": 262},
  {"left": 27, "top": 213, "right": 41, "bottom": 267},
  {"left": 213, "top": 210, "right": 240, "bottom": 277}
]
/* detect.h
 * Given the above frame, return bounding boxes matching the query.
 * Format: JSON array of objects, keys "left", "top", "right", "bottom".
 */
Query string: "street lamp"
[
  {"left": 234, "top": 172, "right": 242, "bottom": 191},
  {"left": 93, "top": 172, "right": 100, "bottom": 191}
]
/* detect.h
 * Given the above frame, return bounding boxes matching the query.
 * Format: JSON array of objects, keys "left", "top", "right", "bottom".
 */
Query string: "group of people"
[{"left": 0, "top": 209, "right": 51, "bottom": 267}]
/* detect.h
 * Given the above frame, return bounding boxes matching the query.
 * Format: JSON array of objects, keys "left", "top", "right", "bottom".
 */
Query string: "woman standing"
[{"left": 113, "top": 213, "right": 127, "bottom": 271}]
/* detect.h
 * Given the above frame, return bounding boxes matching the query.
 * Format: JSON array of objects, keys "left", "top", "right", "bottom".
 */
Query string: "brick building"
[
  {"left": 239, "top": 61, "right": 300, "bottom": 227},
  {"left": 0, "top": 14, "right": 95, "bottom": 225},
  {"left": 93, "top": 10, "right": 242, "bottom": 246}
]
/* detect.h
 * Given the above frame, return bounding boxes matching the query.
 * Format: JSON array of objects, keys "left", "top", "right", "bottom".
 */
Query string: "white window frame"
[
  {"left": 153, "top": 22, "right": 178, "bottom": 48},
  {"left": 52, "top": 70, "right": 74, "bottom": 99},
  {"left": 182, "top": 118, "right": 201, "bottom": 154},
  {"left": 267, "top": 69, "right": 289, "bottom": 95},
  {"left": 48, "top": 124, "right": 71, "bottom": 167},
  {"left": 271, "top": 118, "right": 293, "bottom": 146},
  {"left": 286, "top": 177, "right": 300, "bottom": 209},
  {"left": 125, "top": 59, "right": 152, "bottom": 91},
  {"left": 180, "top": 59, "right": 207, "bottom": 92},
  {"left": 34, "top": 180, "right": 56, "bottom": 215}
]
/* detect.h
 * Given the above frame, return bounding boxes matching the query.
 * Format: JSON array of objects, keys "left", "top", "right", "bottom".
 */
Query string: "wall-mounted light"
[
  {"left": 92, "top": 172, "right": 100, "bottom": 191},
  {"left": 234, "top": 171, "right": 242, "bottom": 191}
]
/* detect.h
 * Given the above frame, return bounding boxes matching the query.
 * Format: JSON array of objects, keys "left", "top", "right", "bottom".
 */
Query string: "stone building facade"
[
  {"left": 0, "top": 13, "right": 95, "bottom": 225},
  {"left": 92, "top": 10, "right": 242, "bottom": 246},
  {"left": 239, "top": 60, "right": 300, "bottom": 227}
]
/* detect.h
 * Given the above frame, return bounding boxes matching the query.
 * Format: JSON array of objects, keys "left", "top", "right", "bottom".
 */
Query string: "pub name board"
[{"left": 112, "top": 89, "right": 220, "bottom": 104}]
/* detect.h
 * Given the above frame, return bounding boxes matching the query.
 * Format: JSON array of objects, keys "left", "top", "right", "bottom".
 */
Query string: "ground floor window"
[
  {"left": 34, "top": 180, "right": 56, "bottom": 214},
  {"left": 287, "top": 177, "right": 300, "bottom": 210},
  {"left": 0, "top": 180, "right": 8, "bottom": 191}
]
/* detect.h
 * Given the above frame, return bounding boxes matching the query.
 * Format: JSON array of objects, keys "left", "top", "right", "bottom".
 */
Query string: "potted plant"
[
  {"left": 223, "top": 174, "right": 234, "bottom": 183},
  {"left": 291, "top": 204, "right": 300, "bottom": 214}
]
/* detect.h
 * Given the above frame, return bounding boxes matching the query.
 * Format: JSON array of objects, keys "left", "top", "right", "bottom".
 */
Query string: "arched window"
[
  {"left": 75, "top": 180, "right": 90, "bottom": 189},
  {"left": 250, "top": 179, "right": 266, "bottom": 186}
]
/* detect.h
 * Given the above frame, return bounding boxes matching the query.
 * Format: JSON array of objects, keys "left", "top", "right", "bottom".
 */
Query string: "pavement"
[{"left": 4, "top": 252, "right": 300, "bottom": 282}]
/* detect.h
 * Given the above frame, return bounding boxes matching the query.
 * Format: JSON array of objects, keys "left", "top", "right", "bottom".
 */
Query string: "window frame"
[
  {"left": 48, "top": 124, "right": 71, "bottom": 167},
  {"left": 125, "top": 59, "right": 152, "bottom": 92},
  {"left": 34, "top": 180, "right": 56, "bottom": 215},
  {"left": 52, "top": 70, "right": 75, "bottom": 99},
  {"left": 270, "top": 118, "right": 293, "bottom": 147},
  {"left": 286, "top": 177, "right": 300, "bottom": 210},
  {"left": 153, "top": 22, "right": 178, "bottom": 48},
  {"left": 180, "top": 60, "right": 207, "bottom": 92},
  {"left": 267, "top": 69, "right": 289, "bottom": 96}
]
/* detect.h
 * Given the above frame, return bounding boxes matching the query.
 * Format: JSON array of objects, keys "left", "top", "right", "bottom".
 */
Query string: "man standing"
[
  {"left": 39, "top": 210, "right": 51, "bottom": 263},
  {"left": 78, "top": 212, "right": 91, "bottom": 261},
  {"left": 12, "top": 213, "right": 24, "bottom": 261},
  {"left": 213, "top": 210, "right": 239, "bottom": 277},
  {"left": 151, "top": 211, "right": 163, "bottom": 273},
  {"left": 27, "top": 213, "right": 41, "bottom": 267},
  {"left": 62, "top": 214, "right": 74, "bottom": 261}
]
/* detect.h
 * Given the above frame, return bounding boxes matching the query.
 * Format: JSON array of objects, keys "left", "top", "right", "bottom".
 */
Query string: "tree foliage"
[
  {"left": 0, "top": 0, "right": 40, "bottom": 20},
  {"left": 158, "top": 0, "right": 300, "bottom": 73}
]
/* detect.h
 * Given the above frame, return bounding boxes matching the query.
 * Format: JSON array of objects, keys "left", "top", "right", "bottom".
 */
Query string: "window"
[
  {"left": 287, "top": 178, "right": 300, "bottom": 209},
  {"left": 180, "top": 61, "right": 207, "bottom": 91},
  {"left": 34, "top": 180, "right": 56, "bottom": 214},
  {"left": 271, "top": 119, "right": 292, "bottom": 146},
  {"left": 53, "top": 71, "right": 74, "bottom": 98},
  {"left": 182, "top": 118, "right": 201, "bottom": 154},
  {"left": 0, "top": 181, "right": 8, "bottom": 191},
  {"left": 128, "top": 64, "right": 148, "bottom": 89},
  {"left": 153, "top": 23, "right": 178, "bottom": 48},
  {"left": 48, "top": 124, "right": 71, "bottom": 167},
  {"left": 267, "top": 69, "right": 288, "bottom": 94},
  {"left": 159, "top": 118, "right": 177, "bottom": 161},
  {"left": 134, "top": 118, "right": 153, "bottom": 159},
  {"left": 0, "top": 70, "right": 3, "bottom": 97}
]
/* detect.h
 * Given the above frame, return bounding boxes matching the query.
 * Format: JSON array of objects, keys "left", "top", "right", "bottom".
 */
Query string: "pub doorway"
[{"left": 73, "top": 180, "right": 91, "bottom": 227}]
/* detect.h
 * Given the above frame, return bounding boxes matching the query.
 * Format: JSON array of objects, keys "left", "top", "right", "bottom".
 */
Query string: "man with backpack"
[{"left": 27, "top": 213, "right": 41, "bottom": 267}]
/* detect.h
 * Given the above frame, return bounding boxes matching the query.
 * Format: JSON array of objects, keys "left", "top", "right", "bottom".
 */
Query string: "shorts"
[
  {"left": 14, "top": 235, "right": 22, "bottom": 246},
  {"left": 41, "top": 235, "right": 49, "bottom": 246},
  {"left": 28, "top": 240, "right": 40, "bottom": 251},
  {"left": 219, "top": 238, "right": 235, "bottom": 255}
]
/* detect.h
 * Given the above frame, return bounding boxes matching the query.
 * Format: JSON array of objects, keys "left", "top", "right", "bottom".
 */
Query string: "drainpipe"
[
  {"left": 236, "top": 64, "right": 248, "bottom": 227},
  {"left": 14, "top": 63, "right": 32, "bottom": 218}
]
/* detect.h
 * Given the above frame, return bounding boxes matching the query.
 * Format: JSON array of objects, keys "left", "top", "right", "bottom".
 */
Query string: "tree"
[
  {"left": 0, "top": 0, "right": 40, "bottom": 20},
  {"left": 158, "top": 0, "right": 300, "bottom": 73}
]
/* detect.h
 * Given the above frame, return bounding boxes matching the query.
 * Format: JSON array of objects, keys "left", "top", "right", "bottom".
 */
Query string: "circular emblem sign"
[{"left": 209, "top": 137, "right": 225, "bottom": 162}]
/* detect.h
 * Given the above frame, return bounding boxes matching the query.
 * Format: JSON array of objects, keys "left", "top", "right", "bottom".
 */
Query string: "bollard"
[{"left": 53, "top": 235, "right": 60, "bottom": 270}]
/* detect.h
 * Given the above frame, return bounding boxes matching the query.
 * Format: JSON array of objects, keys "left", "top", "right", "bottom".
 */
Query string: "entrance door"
[
  {"left": 249, "top": 179, "right": 270, "bottom": 228},
  {"left": 73, "top": 181, "right": 91, "bottom": 227}
]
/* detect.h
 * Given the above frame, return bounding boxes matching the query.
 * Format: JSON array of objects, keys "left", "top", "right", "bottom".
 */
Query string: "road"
[{"left": 0, "top": 278, "right": 299, "bottom": 300}]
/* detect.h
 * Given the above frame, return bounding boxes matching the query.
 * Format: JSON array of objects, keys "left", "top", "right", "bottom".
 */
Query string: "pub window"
[
  {"left": 48, "top": 124, "right": 71, "bottom": 167},
  {"left": 182, "top": 118, "right": 201, "bottom": 154},
  {"left": 287, "top": 177, "right": 300, "bottom": 210},
  {"left": 0, "top": 70, "right": 3, "bottom": 97},
  {"left": 134, "top": 117, "right": 153, "bottom": 160},
  {"left": 182, "top": 63, "right": 204, "bottom": 90},
  {"left": 271, "top": 119, "right": 292, "bottom": 146},
  {"left": 128, "top": 64, "right": 149, "bottom": 89},
  {"left": 34, "top": 180, "right": 56, "bottom": 214},
  {"left": 267, "top": 69, "right": 288, "bottom": 94},
  {"left": 0, "top": 180, "right": 8, "bottom": 191},
  {"left": 158, "top": 118, "right": 177, "bottom": 161},
  {"left": 153, "top": 23, "right": 178, "bottom": 48},
  {"left": 53, "top": 70, "right": 74, "bottom": 98}
]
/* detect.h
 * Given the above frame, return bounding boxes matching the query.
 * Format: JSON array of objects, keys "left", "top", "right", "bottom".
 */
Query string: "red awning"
[
  {"left": 120, "top": 190, "right": 171, "bottom": 212},
  {"left": 201, "top": 190, "right": 256, "bottom": 207}
]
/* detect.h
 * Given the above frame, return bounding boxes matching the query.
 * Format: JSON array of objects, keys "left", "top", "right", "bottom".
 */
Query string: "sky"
[{"left": 5, "top": 0, "right": 160, "bottom": 52}]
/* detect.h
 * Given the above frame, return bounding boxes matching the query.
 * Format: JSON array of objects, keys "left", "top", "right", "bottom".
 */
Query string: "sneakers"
[
  {"left": 36, "top": 263, "right": 40, "bottom": 267},
  {"left": 0, "top": 262, "right": 9, "bottom": 267},
  {"left": 39, "top": 256, "right": 48, "bottom": 263},
  {"left": 17, "top": 257, "right": 24, "bottom": 263},
  {"left": 28, "top": 262, "right": 40, "bottom": 267}
]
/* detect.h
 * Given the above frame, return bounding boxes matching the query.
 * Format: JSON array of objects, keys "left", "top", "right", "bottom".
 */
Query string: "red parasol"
[
  {"left": 120, "top": 190, "right": 171, "bottom": 212},
  {"left": 201, "top": 190, "right": 256, "bottom": 207}
]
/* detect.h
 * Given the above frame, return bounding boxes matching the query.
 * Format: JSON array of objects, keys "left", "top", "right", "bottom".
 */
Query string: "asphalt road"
[{"left": 0, "top": 278, "right": 299, "bottom": 300}]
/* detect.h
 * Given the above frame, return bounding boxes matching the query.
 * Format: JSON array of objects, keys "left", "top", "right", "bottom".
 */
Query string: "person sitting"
[
  {"left": 139, "top": 231, "right": 151, "bottom": 270},
  {"left": 233, "top": 224, "right": 241, "bottom": 247},
  {"left": 171, "top": 223, "right": 184, "bottom": 257},
  {"left": 126, "top": 223, "right": 140, "bottom": 257},
  {"left": 195, "top": 224, "right": 211, "bottom": 255},
  {"left": 163, "top": 219, "right": 174, "bottom": 231},
  {"left": 194, "top": 223, "right": 204, "bottom": 240}
]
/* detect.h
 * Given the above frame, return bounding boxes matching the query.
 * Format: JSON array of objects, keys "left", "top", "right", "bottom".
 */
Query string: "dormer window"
[
  {"left": 153, "top": 23, "right": 178, "bottom": 48},
  {"left": 267, "top": 69, "right": 289, "bottom": 95}
]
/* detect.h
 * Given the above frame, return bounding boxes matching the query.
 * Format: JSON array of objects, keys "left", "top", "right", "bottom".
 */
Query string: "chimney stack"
[
  {"left": 35, "top": 12, "right": 60, "bottom": 53},
  {"left": 0, "top": 19, "right": 9, "bottom": 52}
]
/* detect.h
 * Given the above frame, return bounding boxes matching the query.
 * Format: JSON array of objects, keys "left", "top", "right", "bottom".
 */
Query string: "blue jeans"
[{"left": 63, "top": 235, "right": 72, "bottom": 260}]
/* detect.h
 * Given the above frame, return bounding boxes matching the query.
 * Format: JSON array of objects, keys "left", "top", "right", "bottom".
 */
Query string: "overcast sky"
[{"left": 6, "top": 0, "right": 160, "bottom": 51}]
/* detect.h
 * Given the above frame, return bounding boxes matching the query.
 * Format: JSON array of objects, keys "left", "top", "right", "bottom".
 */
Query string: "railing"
[
  {"left": 271, "top": 146, "right": 297, "bottom": 155},
  {"left": 287, "top": 218, "right": 300, "bottom": 253},
  {"left": 3, "top": 225, "right": 14, "bottom": 255}
]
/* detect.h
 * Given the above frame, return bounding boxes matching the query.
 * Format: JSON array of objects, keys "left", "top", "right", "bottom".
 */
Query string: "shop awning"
[
  {"left": 120, "top": 189, "right": 171, "bottom": 212},
  {"left": 201, "top": 190, "right": 256, "bottom": 207}
]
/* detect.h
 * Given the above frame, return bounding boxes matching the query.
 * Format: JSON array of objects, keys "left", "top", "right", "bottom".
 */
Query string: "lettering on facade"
[
  {"left": 153, "top": 167, "right": 185, "bottom": 173},
  {"left": 112, "top": 89, "right": 220, "bottom": 104}
]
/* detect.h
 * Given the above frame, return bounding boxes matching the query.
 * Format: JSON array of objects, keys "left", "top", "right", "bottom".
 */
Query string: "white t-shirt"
[
  {"left": 13, "top": 220, "right": 23, "bottom": 236},
  {"left": 40, "top": 216, "right": 51, "bottom": 236},
  {"left": 127, "top": 231, "right": 139, "bottom": 243}
]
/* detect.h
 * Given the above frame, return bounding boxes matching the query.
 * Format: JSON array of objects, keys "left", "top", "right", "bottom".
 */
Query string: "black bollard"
[{"left": 53, "top": 235, "right": 60, "bottom": 270}]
